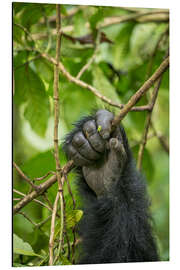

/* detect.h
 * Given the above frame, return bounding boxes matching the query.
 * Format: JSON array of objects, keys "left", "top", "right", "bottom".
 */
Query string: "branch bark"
[
  {"left": 150, "top": 122, "right": 169, "bottom": 154},
  {"left": 21, "top": 42, "right": 165, "bottom": 113},
  {"left": 49, "top": 192, "right": 60, "bottom": 266},
  {"left": 51, "top": 5, "right": 65, "bottom": 263},
  {"left": 36, "top": 50, "right": 156, "bottom": 112},
  {"left": 112, "top": 56, "right": 169, "bottom": 127},
  {"left": 13, "top": 161, "right": 74, "bottom": 215},
  {"left": 137, "top": 76, "right": 163, "bottom": 170},
  {"left": 13, "top": 162, "right": 39, "bottom": 191},
  {"left": 100, "top": 11, "right": 169, "bottom": 28}
]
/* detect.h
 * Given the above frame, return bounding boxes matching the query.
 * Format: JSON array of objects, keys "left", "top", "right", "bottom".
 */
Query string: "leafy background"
[{"left": 13, "top": 3, "right": 169, "bottom": 266}]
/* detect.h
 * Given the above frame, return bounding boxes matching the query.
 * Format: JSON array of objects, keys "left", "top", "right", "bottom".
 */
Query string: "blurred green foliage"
[{"left": 13, "top": 2, "right": 169, "bottom": 266}]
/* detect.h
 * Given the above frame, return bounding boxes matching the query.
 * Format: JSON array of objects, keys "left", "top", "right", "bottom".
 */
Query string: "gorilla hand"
[{"left": 63, "top": 109, "right": 128, "bottom": 197}]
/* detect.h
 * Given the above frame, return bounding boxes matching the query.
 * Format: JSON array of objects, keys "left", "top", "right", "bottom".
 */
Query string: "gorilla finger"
[
  {"left": 95, "top": 109, "right": 114, "bottom": 139},
  {"left": 72, "top": 131, "right": 101, "bottom": 160},
  {"left": 83, "top": 120, "right": 105, "bottom": 153},
  {"left": 66, "top": 144, "right": 92, "bottom": 166},
  {"left": 109, "top": 138, "right": 127, "bottom": 162}
]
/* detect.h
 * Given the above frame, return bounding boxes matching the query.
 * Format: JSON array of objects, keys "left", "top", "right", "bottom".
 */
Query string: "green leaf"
[
  {"left": 89, "top": 7, "right": 104, "bottom": 30},
  {"left": 61, "top": 38, "right": 94, "bottom": 59},
  {"left": 24, "top": 90, "right": 49, "bottom": 137},
  {"left": 55, "top": 210, "right": 83, "bottom": 238},
  {"left": 92, "top": 65, "right": 121, "bottom": 105},
  {"left": 13, "top": 24, "right": 24, "bottom": 45},
  {"left": 129, "top": 108, "right": 147, "bottom": 131},
  {"left": 131, "top": 23, "right": 167, "bottom": 62},
  {"left": 13, "top": 3, "right": 26, "bottom": 14},
  {"left": 60, "top": 5, "right": 68, "bottom": 16},
  {"left": 43, "top": 4, "right": 56, "bottom": 16},
  {"left": 66, "top": 210, "right": 83, "bottom": 229},
  {"left": 13, "top": 50, "right": 28, "bottom": 70},
  {"left": 13, "top": 234, "right": 43, "bottom": 258},
  {"left": 112, "top": 22, "right": 136, "bottom": 70},
  {"left": 14, "top": 66, "right": 50, "bottom": 137},
  {"left": 55, "top": 255, "right": 72, "bottom": 265},
  {"left": 59, "top": 81, "right": 96, "bottom": 127},
  {"left": 100, "top": 6, "right": 128, "bottom": 17},
  {"left": 34, "top": 58, "right": 54, "bottom": 83},
  {"left": 74, "top": 10, "right": 88, "bottom": 36},
  {"left": 20, "top": 4, "right": 43, "bottom": 29},
  {"left": 22, "top": 147, "right": 66, "bottom": 179}
]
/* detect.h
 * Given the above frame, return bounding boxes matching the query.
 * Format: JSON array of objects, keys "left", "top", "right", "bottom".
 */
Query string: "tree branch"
[
  {"left": 32, "top": 10, "right": 169, "bottom": 41},
  {"left": 112, "top": 56, "right": 169, "bottom": 127},
  {"left": 76, "top": 31, "right": 100, "bottom": 80},
  {"left": 13, "top": 189, "right": 53, "bottom": 213},
  {"left": 13, "top": 162, "right": 40, "bottom": 191},
  {"left": 150, "top": 122, "right": 169, "bottom": 154},
  {"left": 18, "top": 211, "right": 37, "bottom": 227},
  {"left": 137, "top": 76, "right": 162, "bottom": 170},
  {"left": 18, "top": 42, "right": 161, "bottom": 113},
  {"left": 13, "top": 161, "right": 74, "bottom": 215},
  {"left": 37, "top": 50, "right": 153, "bottom": 111},
  {"left": 49, "top": 192, "right": 59, "bottom": 266},
  {"left": 99, "top": 10, "right": 169, "bottom": 28},
  {"left": 51, "top": 5, "right": 65, "bottom": 264}
]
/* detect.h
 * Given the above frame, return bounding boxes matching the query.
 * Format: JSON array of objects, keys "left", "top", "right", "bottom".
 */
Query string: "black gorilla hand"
[
  {"left": 63, "top": 109, "right": 159, "bottom": 263},
  {"left": 64, "top": 109, "right": 128, "bottom": 197}
]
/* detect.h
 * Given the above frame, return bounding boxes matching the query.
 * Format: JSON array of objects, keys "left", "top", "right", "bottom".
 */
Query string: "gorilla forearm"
[{"left": 63, "top": 109, "right": 159, "bottom": 263}]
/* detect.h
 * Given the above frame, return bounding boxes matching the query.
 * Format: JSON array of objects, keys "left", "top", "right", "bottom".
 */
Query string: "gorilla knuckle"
[
  {"left": 83, "top": 120, "right": 96, "bottom": 136},
  {"left": 72, "top": 132, "right": 85, "bottom": 147}
]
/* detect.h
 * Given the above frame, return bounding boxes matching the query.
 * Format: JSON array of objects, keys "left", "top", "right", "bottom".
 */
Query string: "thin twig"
[
  {"left": 76, "top": 31, "right": 100, "bottom": 80},
  {"left": 54, "top": 175, "right": 68, "bottom": 264},
  {"left": 99, "top": 10, "right": 169, "bottom": 28},
  {"left": 13, "top": 160, "right": 74, "bottom": 215},
  {"left": 130, "top": 133, "right": 155, "bottom": 148},
  {"left": 36, "top": 50, "right": 169, "bottom": 113},
  {"left": 112, "top": 56, "right": 169, "bottom": 127},
  {"left": 19, "top": 44, "right": 157, "bottom": 112},
  {"left": 13, "top": 198, "right": 21, "bottom": 201},
  {"left": 13, "top": 23, "right": 35, "bottom": 43},
  {"left": 13, "top": 162, "right": 40, "bottom": 191},
  {"left": 150, "top": 122, "right": 169, "bottom": 154},
  {"left": 50, "top": 4, "right": 64, "bottom": 264},
  {"left": 76, "top": 47, "right": 98, "bottom": 79},
  {"left": 14, "top": 55, "right": 42, "bottom": 70},
  {"left": 146, "top": 25, "right": 169, "bottom": 79},
  {"left": 49, "top": 192, "right": 60, "bottom": 266},
  {"left": 32, "top": 10, "right": 169, "bottom": 41},
  {"left": 64, "top": 174, "right": 76, "bottom": 263},
  {"left": 39, "top": 50, "right": 124, "bottom": 109},
  {"left": 13, "top": 189, "right": 53, "bottom": 213},
  {"left": 42, "top": 193, "right": 54, "bottom": 210},
  {"left": 18, "top": 212, "right": 37, "bottom": 227},
  {"left": 34, "top": 171, "right": 56, "bottom": 181},
  {"left": 137, "top": 76, "right": 163, "bottom": 170},
  {"left": 36, "top": 215, "right": 52, "bottom": 229},
  {"left": 137, "top": 46, "right": 169, "bottom": 169}
]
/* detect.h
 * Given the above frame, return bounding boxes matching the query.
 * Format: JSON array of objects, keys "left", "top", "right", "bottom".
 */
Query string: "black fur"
[{"left": 63, "top": 112, "right": 159, "bottom": 264}]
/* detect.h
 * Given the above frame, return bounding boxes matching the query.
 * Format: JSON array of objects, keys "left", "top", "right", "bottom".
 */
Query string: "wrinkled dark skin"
[{"left": 64, "top": 109, "right": 127, "bottom": 197}]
